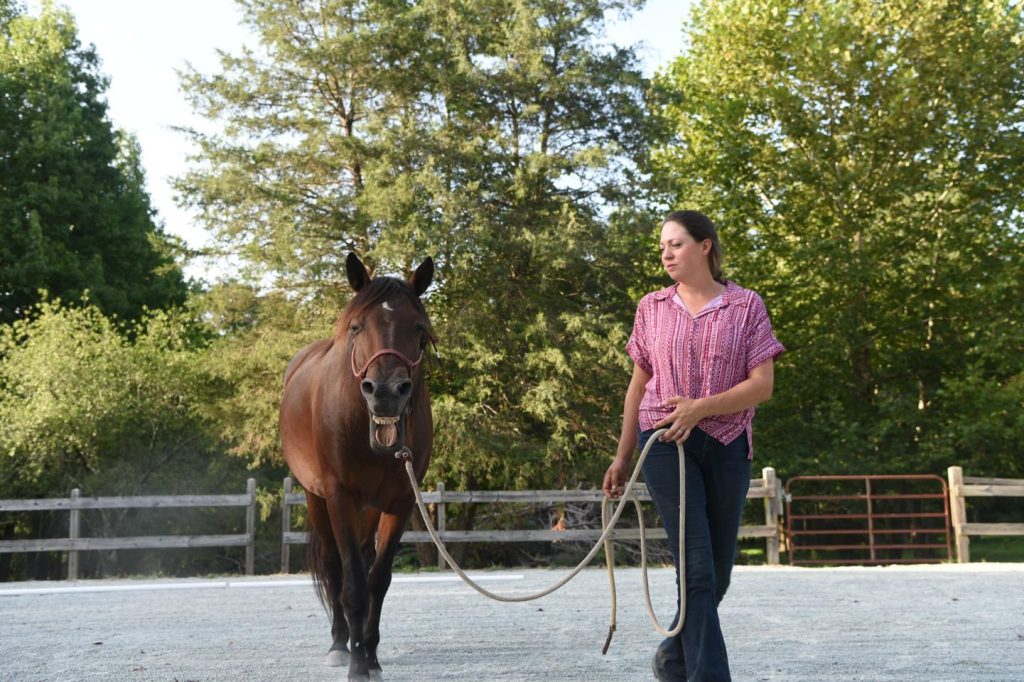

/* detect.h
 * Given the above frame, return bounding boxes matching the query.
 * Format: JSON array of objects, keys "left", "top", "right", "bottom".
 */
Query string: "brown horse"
[{"left": 279, "top": 253, "right": 434, "bottom": 681}]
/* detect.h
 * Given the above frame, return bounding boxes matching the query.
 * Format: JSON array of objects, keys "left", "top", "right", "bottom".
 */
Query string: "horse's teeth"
[{"left": 372, "top": 416, "right": 399, "bottom": 425}]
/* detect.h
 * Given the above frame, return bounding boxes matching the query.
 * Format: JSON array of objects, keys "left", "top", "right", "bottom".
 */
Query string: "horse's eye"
[{"left": 350, "top": 323, "right": 362, "bottom": 334}]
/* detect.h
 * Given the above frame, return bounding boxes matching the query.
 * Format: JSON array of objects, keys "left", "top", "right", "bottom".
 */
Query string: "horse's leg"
[
  {"left": 326, "top": 488, "right": 372, "bottom": 681},
  {"left": 360, "top": 506, "right": 381, "bottom": 572},
  {"left": 363, "top": 505, "right": 414, "bottom": 681},
  {"left": 307, "top": 494, "right": 350, "bottom": 666}
]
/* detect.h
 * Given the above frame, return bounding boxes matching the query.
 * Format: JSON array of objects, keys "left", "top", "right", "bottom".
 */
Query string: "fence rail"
[
  {"left": 947, "top": 467, "right": 1024, "bottom": 563},
  {"left": 7, "top": 465, "right": 1017, "bottom": 580},
  {"left": 0, "top": 479, "right": 257, "bottom": 579},
  {"left": 281, "top": 467, "right": 785, "bottom": 571}
]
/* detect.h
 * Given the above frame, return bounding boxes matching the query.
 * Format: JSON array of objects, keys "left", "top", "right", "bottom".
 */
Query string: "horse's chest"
[{"left": 340, "top": 463, "right": 409, "bottom": 512}]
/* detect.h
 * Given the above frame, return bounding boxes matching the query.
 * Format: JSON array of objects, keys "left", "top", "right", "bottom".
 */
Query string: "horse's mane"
[{"left": 334, "top": 277, "right": 435, "bottom": 342}]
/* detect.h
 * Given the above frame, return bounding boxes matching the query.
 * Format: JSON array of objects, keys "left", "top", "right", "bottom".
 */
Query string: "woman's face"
[{"left": 660, "top": 220, "right": 709, "bottom": 281}]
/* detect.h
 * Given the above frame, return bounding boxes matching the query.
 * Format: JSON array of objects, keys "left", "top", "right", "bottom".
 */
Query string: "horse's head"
[{"left": 343, "top": 253, "right": 434, "bottom": 454}]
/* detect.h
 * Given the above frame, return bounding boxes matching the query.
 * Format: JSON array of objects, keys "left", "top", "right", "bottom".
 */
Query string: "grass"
[{"left": 967, "top": 536, "right": 1024, "bottom": 563}]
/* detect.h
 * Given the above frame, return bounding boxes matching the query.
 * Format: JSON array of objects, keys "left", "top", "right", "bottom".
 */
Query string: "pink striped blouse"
[{"left": 626, "top": 281, "right": 785, "bottom": 459}]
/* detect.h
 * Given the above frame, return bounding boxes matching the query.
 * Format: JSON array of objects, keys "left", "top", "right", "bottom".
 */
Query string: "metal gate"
[{"left": 785, "top": 475, "right": 952, "bottom": 565}]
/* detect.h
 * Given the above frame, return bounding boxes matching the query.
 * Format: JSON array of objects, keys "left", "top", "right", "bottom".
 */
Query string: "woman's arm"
[
  {"left": 616, "top": 363, "right": 651, "bottom": 459},
  {"left": 655, "top": 359, "right": 775, "bottom": 443},
  {"left": 603, "top": 363, "right": 651, "bottom": 498}
]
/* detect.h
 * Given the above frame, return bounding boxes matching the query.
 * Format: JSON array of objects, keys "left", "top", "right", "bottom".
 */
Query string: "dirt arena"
[{"left": 2, "top": 563, "right": 1022, "bottom": 681}]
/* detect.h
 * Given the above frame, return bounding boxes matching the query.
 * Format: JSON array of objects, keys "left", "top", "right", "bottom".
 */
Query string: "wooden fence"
[
  {"left": 13, "top": 465, "right": 1019, "bottom": 579},
  {"left": 281, "top": 467, "right": 785, "bottom": 571},
  {"left": 947, "top": 466, "right": 1024, "bottom": 563},
  {"left": 0, "top": 479, "right": 257, "bottom": 579}
]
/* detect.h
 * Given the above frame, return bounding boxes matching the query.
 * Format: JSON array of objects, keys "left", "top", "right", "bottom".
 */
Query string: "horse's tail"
[{"left": 307, "top": 517, "right": 338, "bottom": 622}]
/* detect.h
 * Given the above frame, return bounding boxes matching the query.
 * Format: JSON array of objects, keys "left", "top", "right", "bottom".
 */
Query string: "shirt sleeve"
[
  {"left": 745, "top": 293, "right": 785, "bottom": 374},
  {"left": 625, "top": 299, "right": 653, "bottom": 375}
]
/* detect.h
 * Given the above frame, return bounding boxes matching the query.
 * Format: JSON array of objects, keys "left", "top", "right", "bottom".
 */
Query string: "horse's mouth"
[{"left": 371, "top": 414, "right": 401, "bottom": 448}]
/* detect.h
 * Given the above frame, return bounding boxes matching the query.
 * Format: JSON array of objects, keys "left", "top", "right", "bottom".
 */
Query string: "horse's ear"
[
  {"left": 346, "top": 253, "right": 371, "bottom": 292},
  {"left": 410, "top": 257, "right": 434, "bottom": 297}
]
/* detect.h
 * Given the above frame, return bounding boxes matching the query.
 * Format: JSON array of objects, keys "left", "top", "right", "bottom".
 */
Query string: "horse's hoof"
[
  {"left": 326, "top": 647, "right": 349, "bottom": 667},
  {"left": 369, "top": 669, "right": 383, "bottom": 682}
]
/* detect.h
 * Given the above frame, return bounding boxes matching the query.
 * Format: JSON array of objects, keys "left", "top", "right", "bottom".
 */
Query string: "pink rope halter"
[{"left": 351, "top": 347, "right": 424, "bottom": 380}]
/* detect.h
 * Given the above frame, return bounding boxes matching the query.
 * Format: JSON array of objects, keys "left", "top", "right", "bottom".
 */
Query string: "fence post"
[
  {"left": 947, "top": 466, "right": 969, "bottom": 563},
  {"left": 245, "top": 478, "right": 256, "bottom": 576},
  {"left": 281, "top": 477, "right": 293, "bottom": 574},
  {"left": 865, "top": 477, "right": 876, "bottom": 562},
  {"left": 68, "top": 488, "right": 80, "bottom": 580},
  {"left": 762, "top": 468, "right": 779, "bottom": 565},
  {"left": 436, "top": 481, "right": 446, "bottom": 570}
]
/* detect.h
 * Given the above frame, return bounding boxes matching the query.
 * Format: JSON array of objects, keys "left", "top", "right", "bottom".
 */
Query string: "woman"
[{"left": 602, "top": 210, "right": 784, "bottom": 681}]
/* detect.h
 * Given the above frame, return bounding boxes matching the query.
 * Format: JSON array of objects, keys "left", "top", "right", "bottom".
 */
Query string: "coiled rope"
[{"left": 399, "top": 428, "right": 685, "bottom": 653}]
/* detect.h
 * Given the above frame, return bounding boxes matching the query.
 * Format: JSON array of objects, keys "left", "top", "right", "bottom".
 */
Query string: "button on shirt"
[{"left": 625, "top": 281, "right": 785, "bottom": 459}]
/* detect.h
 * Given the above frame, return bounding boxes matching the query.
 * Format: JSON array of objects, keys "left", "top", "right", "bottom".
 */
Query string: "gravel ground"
[{"left": 2, "top": 564, "right": 1022, "bottom": 681}]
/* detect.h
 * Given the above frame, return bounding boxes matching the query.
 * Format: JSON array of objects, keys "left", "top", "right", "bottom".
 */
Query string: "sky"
[{"left": 34, "top": 0, "right": 691, "bottom": 266}]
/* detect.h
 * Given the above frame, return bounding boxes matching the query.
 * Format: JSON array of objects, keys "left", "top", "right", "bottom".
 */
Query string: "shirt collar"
[
  {"left": 652, "top": 285, "right": 675, "bottom": 301},
  {"left": 654, "top": 281, "right": 735, "bottom": 307}
]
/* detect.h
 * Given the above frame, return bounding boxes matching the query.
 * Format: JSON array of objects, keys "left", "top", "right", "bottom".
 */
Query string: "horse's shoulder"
[{"left": 283, "top": 338, "right": 335, "bottom": 387}]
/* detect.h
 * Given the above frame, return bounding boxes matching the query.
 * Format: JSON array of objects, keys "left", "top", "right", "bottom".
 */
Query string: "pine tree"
[
  {"left": 178, "top": 0, "right": 654, "bottom": 487},
  {"left": 0, "top": 3, "right": 186, "bottom": 324}
]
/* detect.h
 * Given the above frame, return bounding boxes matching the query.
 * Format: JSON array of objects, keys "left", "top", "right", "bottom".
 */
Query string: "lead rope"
[{"left": 399, "top": 428, "right": 685, "bottom": 653}]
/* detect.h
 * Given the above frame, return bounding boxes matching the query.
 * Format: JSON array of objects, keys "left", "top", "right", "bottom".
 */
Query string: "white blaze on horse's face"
[{"left": 381, "top": 300, "right": 395, "bottom": 344}]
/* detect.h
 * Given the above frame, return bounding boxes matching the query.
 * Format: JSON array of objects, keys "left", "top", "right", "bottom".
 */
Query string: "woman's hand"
[
  {"left": 654, "top": 396, "right": 706, "bottom": 443},
  {"left": 603, "top": 456, "right": 632, "bottom": 499}
]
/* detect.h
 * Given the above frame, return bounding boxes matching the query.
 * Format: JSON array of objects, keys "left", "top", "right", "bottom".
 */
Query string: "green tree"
[
  {"left": 0, "top": 299, "right": 226, "bottom": 499},
  {"left": 0, "top": 298, "right": 266, "bottom": 579},
  {"left": 405, "top": 0, "right": 655, "bottom": 490},
  {"left": 0, "top": 2, "right": 186, "bottom": 324},
  {"left": 178, "top": 0, "right": 657, "bottom": 489},
  {"left": 655, "top": 0, "right": 1024, "bottom": 475},
  {"left": 176, "top": 0, "right": 448, "bottom": 298},
  {"left": 192, "top": 282, "right": 336, "bottom": 469},
  {"left": 1, "top": 1, "right": 18, "bottom": 26}
]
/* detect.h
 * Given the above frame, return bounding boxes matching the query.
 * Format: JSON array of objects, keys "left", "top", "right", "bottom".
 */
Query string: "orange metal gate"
[{"left": 785, "top": 475, "right": 952, "bottom": 565}]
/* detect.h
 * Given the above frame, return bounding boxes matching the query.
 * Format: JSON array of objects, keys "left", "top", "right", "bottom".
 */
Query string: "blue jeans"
[{"left": 639, "top": 427, "right": 751, "bottom": 682}]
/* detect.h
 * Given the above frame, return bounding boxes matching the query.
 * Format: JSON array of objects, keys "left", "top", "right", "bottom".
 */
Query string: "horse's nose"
[
  {"left": 360, "top": 379, "right": 376, "bottom": 397},
  {"left": 360, "top": 377, "right": 412, "bottom": 400}
]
